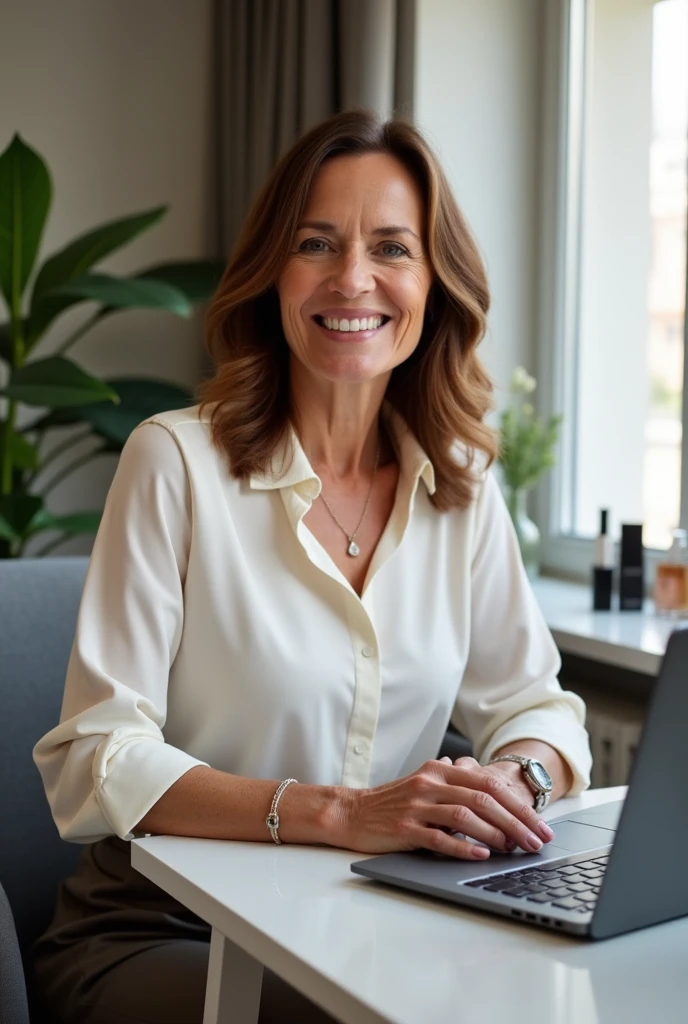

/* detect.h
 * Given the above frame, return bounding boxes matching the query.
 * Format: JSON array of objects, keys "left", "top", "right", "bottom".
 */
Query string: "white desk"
[
  {"left": 531, "top": 577, "right": 674, "bottom": 674},
  {"left": 131, "top": 787, "right": 688, "bottom": 1024}
]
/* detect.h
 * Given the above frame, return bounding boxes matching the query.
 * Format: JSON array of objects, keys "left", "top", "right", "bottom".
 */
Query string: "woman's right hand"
[{"left": 337, "top": 757, "right": 555, "bottom": 860}]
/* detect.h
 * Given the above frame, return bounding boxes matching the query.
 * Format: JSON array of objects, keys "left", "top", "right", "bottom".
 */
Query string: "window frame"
[{"left": 534, "top": 0, "right": 688, "bottom": 588}]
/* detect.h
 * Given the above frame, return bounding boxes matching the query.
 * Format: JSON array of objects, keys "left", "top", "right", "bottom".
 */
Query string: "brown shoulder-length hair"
[{"left": 198, "top": 109, "right": 497, "bottom": 510}]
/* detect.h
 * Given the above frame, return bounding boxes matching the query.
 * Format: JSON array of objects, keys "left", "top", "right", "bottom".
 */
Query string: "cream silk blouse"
[{"left": 33, "top": 404, "right": 591, "bottom": 843}]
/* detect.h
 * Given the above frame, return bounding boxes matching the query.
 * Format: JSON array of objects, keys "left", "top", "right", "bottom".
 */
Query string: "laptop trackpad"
[{"left": 548, "top": 820, "right": 615, "bottom": 853}]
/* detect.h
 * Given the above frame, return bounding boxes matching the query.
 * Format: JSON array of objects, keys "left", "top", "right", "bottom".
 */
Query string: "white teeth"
[{"left": 321, "top": 315, "right": 384, "bottom": 332}]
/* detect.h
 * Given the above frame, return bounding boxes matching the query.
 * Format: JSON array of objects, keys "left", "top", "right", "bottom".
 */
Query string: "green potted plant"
[
  {"left": 0, "top": 133, "right": 224, "bottom": 558},
  {"left": 498, "top": 366, "right": 563, "bottom": 579}
]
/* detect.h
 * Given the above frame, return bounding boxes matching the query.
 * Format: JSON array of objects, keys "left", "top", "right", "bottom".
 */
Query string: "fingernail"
[
  {"left": 504, "top": 839, "right": 517, "bottom": 852},
  {"left": 472, "top": 845, "right": 490, "bottom": 859},
  {"left": 538, "top": 822, "right": 554, "bottom": 841},
  {"left": 525, "top": 833, "right": 543, "bottom": 852}
]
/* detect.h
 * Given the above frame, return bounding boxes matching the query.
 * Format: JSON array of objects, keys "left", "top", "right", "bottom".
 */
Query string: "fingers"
[
  {"left": 433, "top": 770, "right": 552, "bottom": 853},
  {"left": 428, "top": 785, "right": 543, "bottom": 852},
  {"left": 430, "top": 803, "right": 514, "bottom": 853},
  {"left": 411, "top": 823, "right": 493, "bottom": 861},
  {"left": 445, "top": 758, "right": 547, "bottom": 831}
]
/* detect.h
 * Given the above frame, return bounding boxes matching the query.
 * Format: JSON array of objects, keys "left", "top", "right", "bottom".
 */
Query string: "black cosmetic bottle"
[
  {"left": 592, "top": 509, "right": 613, "bottom": 610},
  {"left": 619, "top": 523, "right": 644, "bottom": 611}
]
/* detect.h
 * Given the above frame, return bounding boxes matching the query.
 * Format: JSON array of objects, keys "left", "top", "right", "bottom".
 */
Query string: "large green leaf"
[
  {"left": 25, "top": 292, "right": 88, "bottom": 347},
  {"left": 28, "top": 377, "right": 192, "bottom": 446},
  {"left": 0, "top": 494, "right": 43, "bottom": 539},
  {"left": 31, "top": 205, "right": 167, "bottom": 303},
  {"left": 80, "top": 378, "right": 192, "bottom": 445},
  {"left": 9, "top": 433, "right": 40, "bottom": 471},
  {"left": 50, "top": 273, "right": 193, "bottom": 315},
  {"left": 26, "top": 507, "right": 102, "bottom": 539},
  {"left": 0, "top": 134, "right": 52, "bottom": 314},
  {"left": 1, "top": 355, "right": 120, "bottom": 408},
  {"left": 0, "top": 514, "right": 18, "bottom": 541},
  {"left": 137, "top": 260, "right": 225, "bottom": 302},
  {"left": 28, "top": 272, "right": 192, "bottom": 343}
]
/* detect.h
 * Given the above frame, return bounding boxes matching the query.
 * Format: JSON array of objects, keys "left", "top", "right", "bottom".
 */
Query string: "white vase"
[{"left": 506, "top": 487, "right": 541, "bottom": 581}]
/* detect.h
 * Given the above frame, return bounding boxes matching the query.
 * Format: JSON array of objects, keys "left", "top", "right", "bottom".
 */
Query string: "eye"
[
  {"left": 378, "top": 241, "right": 408, "bottom": 258},
  {"left": 298, "top": 237, "right": 332, "bottom": 253}
]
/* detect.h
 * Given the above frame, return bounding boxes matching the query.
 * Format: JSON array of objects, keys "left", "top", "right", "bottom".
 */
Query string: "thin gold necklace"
[{"left": 318, "top": 445, "right": 380, "bottom": 557}]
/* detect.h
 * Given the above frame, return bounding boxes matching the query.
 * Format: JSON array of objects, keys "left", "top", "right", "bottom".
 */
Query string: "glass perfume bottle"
[{"left": 653, "top": 528, "right": 688, "bottom": 618}]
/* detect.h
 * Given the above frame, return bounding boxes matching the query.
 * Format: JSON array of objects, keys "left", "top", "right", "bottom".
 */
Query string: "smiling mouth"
[{"left": 313, "top": 314, "right": 390, "bottom": 334}]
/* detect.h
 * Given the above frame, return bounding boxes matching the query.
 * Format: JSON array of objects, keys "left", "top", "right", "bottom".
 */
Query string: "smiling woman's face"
[{"left": 276, "top": 151, "right": 433, "bottom": 386}]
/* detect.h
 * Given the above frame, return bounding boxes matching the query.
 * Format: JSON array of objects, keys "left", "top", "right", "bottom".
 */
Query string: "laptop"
[{"left": 351, "top": 627, "right": 688, "bottom": 940}]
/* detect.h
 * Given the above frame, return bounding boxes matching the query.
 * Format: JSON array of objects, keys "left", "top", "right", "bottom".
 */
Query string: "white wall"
[
  {"left": 0, "top": 0, "right": 215, "bottom": 553},
  {"left": 414, "top": 0, "right": 544, "bottom": 411}
]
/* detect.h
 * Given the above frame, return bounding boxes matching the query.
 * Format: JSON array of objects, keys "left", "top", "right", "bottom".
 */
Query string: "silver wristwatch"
[{"left": 488, "top": 755, "right": 553, "bottom": 812}]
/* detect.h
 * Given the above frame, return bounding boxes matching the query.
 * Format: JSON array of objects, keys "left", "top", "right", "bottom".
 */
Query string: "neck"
[{"left": 290, "top": 363, "right": 390, "bottom": 480}]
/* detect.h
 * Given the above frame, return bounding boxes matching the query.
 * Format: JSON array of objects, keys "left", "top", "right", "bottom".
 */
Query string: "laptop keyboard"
[{"left": 464, "top": 853, "right": 609, "bottom": 913}]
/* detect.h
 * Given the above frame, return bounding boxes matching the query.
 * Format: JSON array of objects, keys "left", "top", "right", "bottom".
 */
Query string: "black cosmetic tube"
[
  {"left": 592, "top": 508, "right": 613, "bottom": 610},
  {"left": 619, "top": 523, "right": 644, "bottom": 611}
]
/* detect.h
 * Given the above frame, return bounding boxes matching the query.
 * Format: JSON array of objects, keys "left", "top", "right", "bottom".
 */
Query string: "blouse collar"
[{"left": 248, "top": 403, "right": 436, "bottom": 497}]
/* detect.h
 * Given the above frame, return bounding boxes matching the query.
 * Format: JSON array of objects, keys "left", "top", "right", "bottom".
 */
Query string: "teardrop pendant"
[{"left": 347, "top": 539, "right": 360, "bottom": 557}]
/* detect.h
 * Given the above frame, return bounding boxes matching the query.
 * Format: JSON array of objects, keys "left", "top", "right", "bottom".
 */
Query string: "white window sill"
[{"left": 531, "top": 576, "right": 677, "bottom": 675}]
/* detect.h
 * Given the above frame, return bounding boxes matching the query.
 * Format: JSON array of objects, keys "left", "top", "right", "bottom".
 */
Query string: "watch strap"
[{"left": 488, "top": 755, "right": 551, "bottom": 811}]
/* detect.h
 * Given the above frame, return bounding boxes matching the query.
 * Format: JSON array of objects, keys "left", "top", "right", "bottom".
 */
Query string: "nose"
[{"left": 326, "top": 249, "right": 375, "bottom": 298}]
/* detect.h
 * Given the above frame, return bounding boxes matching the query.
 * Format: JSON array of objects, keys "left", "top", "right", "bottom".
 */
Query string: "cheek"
[
  {"left": 391, "top": 272, "right": 432, "bottom": 328},
  {"left": 277, "top": 266, "right": 315, "bottom": 343},
  {"left": 278, "top": 261, "right": 320, "bottom": 308}
]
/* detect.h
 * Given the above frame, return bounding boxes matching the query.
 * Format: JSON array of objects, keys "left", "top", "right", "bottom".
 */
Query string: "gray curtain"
[{"left": 215, "top": 0, "right": 416, "bottom": 253}]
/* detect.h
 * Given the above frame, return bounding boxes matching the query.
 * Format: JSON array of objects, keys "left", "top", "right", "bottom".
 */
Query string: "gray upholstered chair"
[
  {"left": 0, "top": 557, "right": 88, "bottom": 1023},
  {"left": 0, "top": 554, "right": 470, "bottom": 1023},
  {"left": 0, "top": 880, "right": 30, "bottom": 1024}
]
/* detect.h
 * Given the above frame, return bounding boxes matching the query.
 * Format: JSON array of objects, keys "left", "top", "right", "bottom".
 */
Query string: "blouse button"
[
  {"left": 353, "top": 742, "right": 367, "bottom": 755},
  {"left": 361, "top": 646, "right": 374, "bottom": 658}
]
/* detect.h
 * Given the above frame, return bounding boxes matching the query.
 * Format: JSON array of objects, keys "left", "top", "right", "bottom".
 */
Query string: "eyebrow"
[{"left": 297, "top": 220, "right": 421, "bottom": 242}]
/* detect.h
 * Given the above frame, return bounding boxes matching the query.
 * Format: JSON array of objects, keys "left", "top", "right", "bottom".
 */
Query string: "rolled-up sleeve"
[
  {"left": 451, "top": 470, "right": 592, "bottom": 795},
  {"left": 33, "top": 422, "right": 208, "bottom": 843}
]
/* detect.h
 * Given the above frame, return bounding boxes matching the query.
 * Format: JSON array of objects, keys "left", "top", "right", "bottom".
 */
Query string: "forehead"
[{"left": 303, "top": 152, "right": 425, "bottom": 228}]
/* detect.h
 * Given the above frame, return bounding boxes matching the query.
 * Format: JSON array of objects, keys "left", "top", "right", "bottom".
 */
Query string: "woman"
[{"left": 33, "top": 109, "right": 591, "bottom": 1024}]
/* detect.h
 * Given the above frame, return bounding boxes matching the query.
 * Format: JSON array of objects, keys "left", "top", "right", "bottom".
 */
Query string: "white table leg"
[{"left": 203, "top": 927, "right": 264, "bottom": 1024}]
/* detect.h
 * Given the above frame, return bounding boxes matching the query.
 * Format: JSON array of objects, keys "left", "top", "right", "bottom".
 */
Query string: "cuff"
[
  {"left": 93, "top": 734, "right": 208, "bottom": 840},
  {"left": 476, "top": 700, "right": 592, "bottom": 796}
]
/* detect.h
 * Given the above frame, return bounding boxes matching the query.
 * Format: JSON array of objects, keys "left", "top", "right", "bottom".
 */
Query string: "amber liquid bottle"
[{"left": 653, "top": 528, "right": 688, "bottom": 618}]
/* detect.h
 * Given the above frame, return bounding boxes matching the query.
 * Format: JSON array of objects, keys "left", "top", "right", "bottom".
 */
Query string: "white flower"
[{"left": 510, "top": 366, "right": 537, "bottom": 394}]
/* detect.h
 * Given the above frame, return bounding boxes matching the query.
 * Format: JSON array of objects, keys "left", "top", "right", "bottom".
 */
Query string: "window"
[{"left": 538, "top": 0, "right": 688, "bottom": 577}]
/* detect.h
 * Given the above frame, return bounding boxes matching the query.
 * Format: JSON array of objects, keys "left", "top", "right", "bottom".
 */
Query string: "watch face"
[{"left": 528, "top": 759, "right": 553, "bottom": 791}]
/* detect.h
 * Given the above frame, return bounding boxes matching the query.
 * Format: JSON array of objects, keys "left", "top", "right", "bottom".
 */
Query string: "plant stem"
[
  {"left": 36, "top": 448, "right": 101, "bottom": 498},
  {"left": 1, "top": 399, "right": 17, "bottom": 495},
  {"left": 54, "top": 311, "right": 103, "bottom": 356}
]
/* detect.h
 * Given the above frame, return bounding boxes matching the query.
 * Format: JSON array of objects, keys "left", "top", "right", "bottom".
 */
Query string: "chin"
[{"left": 313, "top": 355, "right": 390, "bottom": 384}]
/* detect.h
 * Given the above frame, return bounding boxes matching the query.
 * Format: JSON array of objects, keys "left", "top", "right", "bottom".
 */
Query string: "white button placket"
[{"left": 341, "top": 594, "right": 381, "bottom": 788}]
